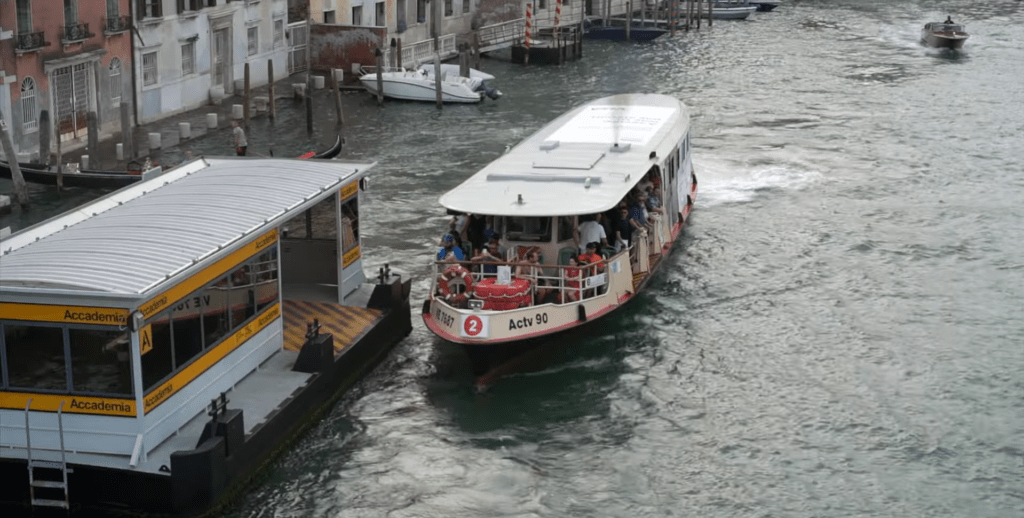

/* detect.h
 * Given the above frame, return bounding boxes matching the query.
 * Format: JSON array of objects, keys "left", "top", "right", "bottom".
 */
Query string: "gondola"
[
  {"left": 0, "top": 161, "right": 142, "bottom": 189},
  {"left": 297, "top": 134, "right": 344, "bottom": 159}
]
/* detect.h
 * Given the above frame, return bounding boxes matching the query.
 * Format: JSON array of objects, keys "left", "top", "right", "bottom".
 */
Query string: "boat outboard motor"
[{"left": 483, "top": 84, "right": 502, "bottom": 100}]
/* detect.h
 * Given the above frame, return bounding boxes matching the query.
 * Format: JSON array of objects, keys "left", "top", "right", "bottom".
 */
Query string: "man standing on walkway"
[{"left": 232, "top": 120, "right": 247, "bottom": 156}]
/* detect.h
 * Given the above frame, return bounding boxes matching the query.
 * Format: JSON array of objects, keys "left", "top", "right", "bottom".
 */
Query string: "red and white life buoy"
[
  {"left": 438, "top": 265, "right": 474, "bottom": 305},
  {"left": 474, "top": 278, "right": 533, "bottom": 310}
]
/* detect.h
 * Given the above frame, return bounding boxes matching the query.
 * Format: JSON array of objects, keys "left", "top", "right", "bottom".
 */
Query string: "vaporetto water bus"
[
  {"left": 421, "top": 93, "right": 697, "bottom": 371},
  {"left": 0, "top": 158, "right": 411, "bottom": 515}
]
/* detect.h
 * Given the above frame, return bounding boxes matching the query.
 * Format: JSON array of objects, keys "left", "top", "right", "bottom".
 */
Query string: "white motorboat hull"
[
  {"left": 417, "top": 64, "right": 496, "bottom": 82},
  {"left": 360, "top": 70, "right": 483, "bottom": 103},
  {"left": 711, "top": 5, "right": 757, "bottom": 19}
]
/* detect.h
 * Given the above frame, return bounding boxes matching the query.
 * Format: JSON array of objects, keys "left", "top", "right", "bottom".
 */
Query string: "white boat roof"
[
  {"left": 0, "top": 157, "right": 373, "bottom": 297},
  {"left": 438, "top": 93, "right": 690, "bottom": 217}
]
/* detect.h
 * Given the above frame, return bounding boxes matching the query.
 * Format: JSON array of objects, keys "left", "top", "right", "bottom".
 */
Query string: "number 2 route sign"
[{"left": 460, "top": 314, "right": 489, "bottom": 338}]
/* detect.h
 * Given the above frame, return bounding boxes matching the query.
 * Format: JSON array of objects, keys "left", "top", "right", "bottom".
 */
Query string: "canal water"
[{"left": 3, "top": 0, "right": 1023, "bottom": 516}]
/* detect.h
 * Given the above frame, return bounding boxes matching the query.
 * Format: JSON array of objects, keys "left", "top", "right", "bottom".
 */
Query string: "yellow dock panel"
[{"left": 282, "top": 300, "right": 384, "bottom": 354}]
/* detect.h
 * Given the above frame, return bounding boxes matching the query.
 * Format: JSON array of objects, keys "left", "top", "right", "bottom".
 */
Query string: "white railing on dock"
[
  {"left": 477, "top": 18, "right": 526, "bottom": 52},
  {"left": 384, "top": 34, "right": 457, "bottom": 68}
]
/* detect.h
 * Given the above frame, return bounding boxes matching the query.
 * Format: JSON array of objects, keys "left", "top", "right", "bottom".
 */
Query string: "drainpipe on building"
[{"left": 129, "top": 1, "right": 142, "bottom": 130}]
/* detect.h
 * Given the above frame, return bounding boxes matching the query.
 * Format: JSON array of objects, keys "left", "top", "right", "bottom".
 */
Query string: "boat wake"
[{"left": 694, "top": 159, "right": 823, "bottom": 206}]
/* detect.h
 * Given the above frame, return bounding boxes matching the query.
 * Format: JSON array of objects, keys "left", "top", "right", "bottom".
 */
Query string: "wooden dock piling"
[
  {"left": 268, "top": 59, "right": 276, "bottom": 120},
  {"left": 332, "top": 69, "right": 344, "bottom": 127},
  {"left": 0, "top": 108, "right": 29, "bottom": 207},
  {"left": 244, "top": 63, "right": 251, "bottom": 127},
  {"left": 375, "top": 48, "right": 384, "bottom": 106},
  {"left": 433, "top": 54, "right": 443, "bottom": 108}
]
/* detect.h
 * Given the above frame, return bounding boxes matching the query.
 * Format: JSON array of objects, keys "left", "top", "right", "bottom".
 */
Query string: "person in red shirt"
[
  {"left": 563, "top": 256, "right": 582, "bottom": 302},
  {"left": 577, "top": 242, "right": 604, "bottom": 275}
]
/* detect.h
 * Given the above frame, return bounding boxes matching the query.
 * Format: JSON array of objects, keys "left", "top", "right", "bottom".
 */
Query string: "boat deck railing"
[{"left": 431, "top": 249, "right": 630, "bottom": 309}]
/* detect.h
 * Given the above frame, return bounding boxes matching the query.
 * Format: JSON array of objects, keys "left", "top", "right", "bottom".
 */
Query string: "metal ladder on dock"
[{"left": 25, "top": 399, "right": 72, "bottom": 510}]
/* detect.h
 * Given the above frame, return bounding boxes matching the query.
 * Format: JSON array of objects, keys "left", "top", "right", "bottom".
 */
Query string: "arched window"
[
  {"left": 109, "top": 58, "right": 122, "bottom": 107},
  {"left": 21, "top": 77, "right": 37, "bottom": 131}
]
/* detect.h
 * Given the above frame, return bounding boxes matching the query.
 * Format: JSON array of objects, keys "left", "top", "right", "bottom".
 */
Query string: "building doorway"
[
  {"left": 212, "top": 27, "right": 232, "bottom": 93},
  {"left": 51, "top": 62, "right": 93, "bottom": 143}
]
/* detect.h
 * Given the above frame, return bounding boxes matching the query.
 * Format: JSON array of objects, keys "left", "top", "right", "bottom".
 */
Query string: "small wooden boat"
[
  {"left": 922, "top": 19, "right": 969, "bottom": 49},
  {"left": 0, "top": 161, "right": 145, "bottom": 189}
]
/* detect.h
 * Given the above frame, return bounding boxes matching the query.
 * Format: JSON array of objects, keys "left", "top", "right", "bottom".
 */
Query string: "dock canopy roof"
[
  {"left": 0, "top": 158, "right": 373, "bottom": 295},
  {"left": 438, "top": 93, "right": 689, "bottom": 217}
]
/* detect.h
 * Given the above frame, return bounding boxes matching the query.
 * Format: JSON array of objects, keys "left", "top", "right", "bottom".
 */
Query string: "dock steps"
[
  {"left": 32, "top": 498, "right": 70, "bottom": 509},
  {"left": 31, "top": 480, "right": 69, "bottom": 489},
  {"left": 24, "top": 399, "right": 72, "bottom": 511}
]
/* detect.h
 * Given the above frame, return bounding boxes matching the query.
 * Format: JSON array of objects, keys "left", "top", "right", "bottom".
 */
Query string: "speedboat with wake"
[{"left": 922, "top": 17, "right": 969, "bottom": 49}]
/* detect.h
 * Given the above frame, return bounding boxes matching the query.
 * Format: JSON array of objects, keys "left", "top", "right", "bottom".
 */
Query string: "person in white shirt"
[
  {"left": 231, "top": 120, "right": 247, "bottom": 156},
  {"left": 576, "top": 214, "right": 608, "bottom": 254}
]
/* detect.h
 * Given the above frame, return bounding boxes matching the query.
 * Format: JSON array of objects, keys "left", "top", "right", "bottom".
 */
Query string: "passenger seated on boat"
[
  {"left": 562, "top": 257, "right": 582, "bottom": 303},
  {"left": 437, "top": 233, "right": 465, "bottom": 262},
  {"left": 472, "top": 238, "right": 504, "bottom": 275},
  {"left": 580, "top": 242, "right": 608, "bottom": 297},
  {"left": 516, "top": 250, "right": 550, "bottom": 303},
  {"left": 944, "top": 16, "right": 954, "bottom": 24},
  {"left": 578, "top": 242, "right": 605, "bottom": 275}
]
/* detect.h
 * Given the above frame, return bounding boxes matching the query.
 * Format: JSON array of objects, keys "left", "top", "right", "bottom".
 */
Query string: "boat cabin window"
[
  {"left": 141, "top": 244, "right": 280, "bottom": 392},
  {"left": 2, "top": 322, "right": 133, "bottom": 396},
  {"left": 341, "top": 197, "right": 359, "bottom": 256},
  {"left": 281, "top": 195, "right": 338, "bottom": 240},
  {"left": 557, "top": 216, "right": 575, "bottom": 243},
  {"left": 502, "top": 216, "right": 552, "bottom": 242}
]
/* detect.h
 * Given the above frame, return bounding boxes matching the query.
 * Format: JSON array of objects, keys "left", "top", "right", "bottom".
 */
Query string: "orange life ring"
[{"left": 438, "top": 265, "right": 473, "bottom": 305}]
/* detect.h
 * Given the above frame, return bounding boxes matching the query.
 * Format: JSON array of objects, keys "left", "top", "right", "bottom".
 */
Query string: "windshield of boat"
[{"left": 502, "top": 216, "right": 552, "bottom": 242}]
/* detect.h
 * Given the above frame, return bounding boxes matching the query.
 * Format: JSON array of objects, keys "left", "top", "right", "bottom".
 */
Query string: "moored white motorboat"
[
  {"left": 421, "top": 93, "right": 698, "bottom": 375},
  {"left": 416, "top": 64, "right": 503, "bottom": 99},
  {"left": 360, "top": 67, "right": 486, "bottom": 103},
  {"left": 711, "top": 1, "right": 757, "bottom": 19}
]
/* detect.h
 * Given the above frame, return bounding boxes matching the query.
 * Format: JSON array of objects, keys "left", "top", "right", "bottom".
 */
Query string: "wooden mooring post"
[
  {"left": 433, "top": 53, "right": 443, "bottom": 109},
  {"left": 0, "top": 108, "right": 29, "bottom": 207},
  {"left": 268, "top": 59, "right": 276, "bottom": 120},
  {"left": 243, "top": 63, "right": 251, "bottom": 128},
  {"left": 374, "top": 48, "right": 384, "bottom": 106},
  {"left": 626, "top": 0, "right": 633, "bottom": 41},
  {"left": 332, "top": 69, "right": 344, "bottom": 127},
  {"left": 39, "top": 110, "right": 50, "bottom": 162}
]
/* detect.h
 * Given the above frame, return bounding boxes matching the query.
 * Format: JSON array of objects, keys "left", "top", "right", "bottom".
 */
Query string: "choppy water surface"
[{"left": 4, "top": 1, "right": 1023, "bottom": 516}]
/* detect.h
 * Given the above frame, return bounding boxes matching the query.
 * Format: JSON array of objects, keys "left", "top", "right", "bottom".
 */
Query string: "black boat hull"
[{"left": 0, "top": 162, "right": 141, "bottom": 189}]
